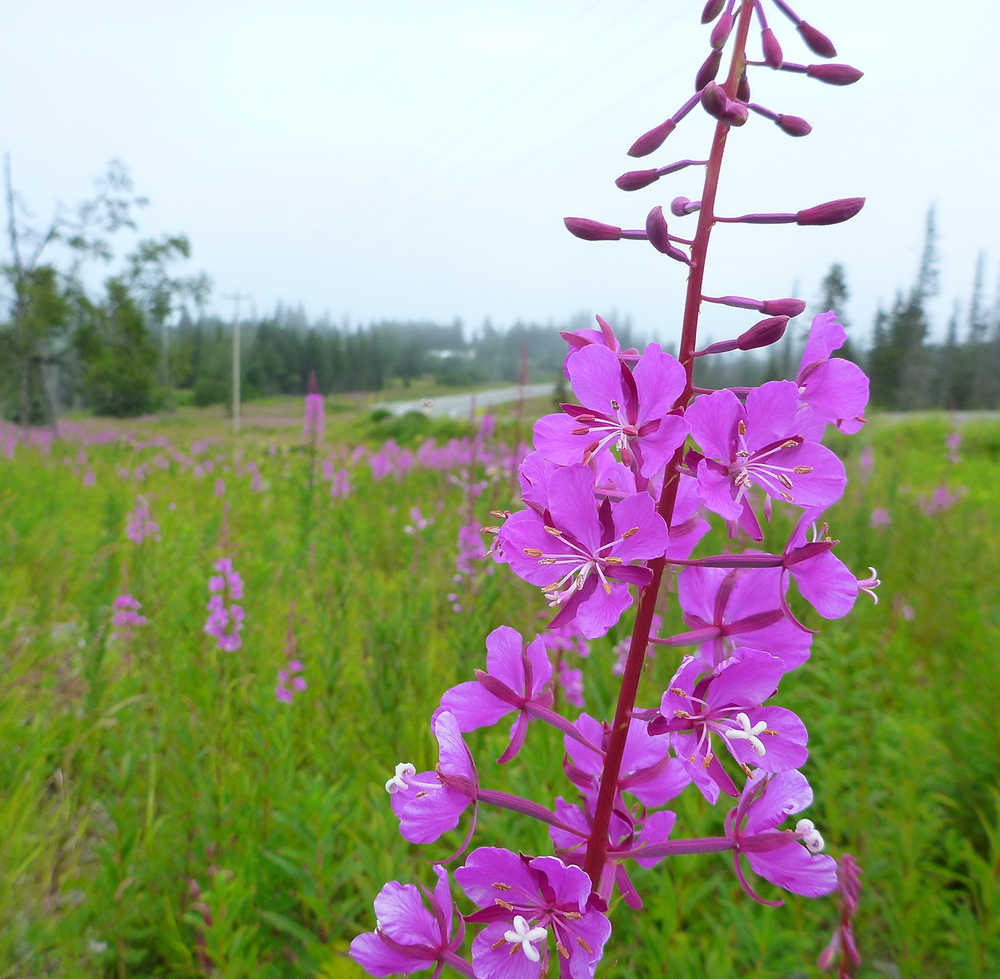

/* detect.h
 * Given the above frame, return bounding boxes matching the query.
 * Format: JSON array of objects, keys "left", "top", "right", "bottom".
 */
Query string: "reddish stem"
[{"left": 582, "top": 0, "right": 756, "bottom": 891}]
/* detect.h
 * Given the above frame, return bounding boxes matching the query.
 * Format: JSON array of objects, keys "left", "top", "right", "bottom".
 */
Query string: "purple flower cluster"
[
  {"left": 354, "top": 3, "right": 873, "bottom": 975},
  {"left": 110, "top": 594, "right": 147, "bottom": 643},
  {"left": 275, "top": 605, "right": 307, "bottom": 704},
  {"left": 204, "top": 557, "right": 244, "bottom": 652},
  {"left": 125, "top": 495, "right": 160, "bottom": 544},
  {"left": 303, "top": 370, "right": 325, "bottom": 440},
  {"left": 275, "top": 661, "right": 306, "bottom": 703}
]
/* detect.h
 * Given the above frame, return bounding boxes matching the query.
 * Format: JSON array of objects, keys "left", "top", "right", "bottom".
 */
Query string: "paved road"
[{"left": 374, "top": 383, "right": 554, "bottom": 418}]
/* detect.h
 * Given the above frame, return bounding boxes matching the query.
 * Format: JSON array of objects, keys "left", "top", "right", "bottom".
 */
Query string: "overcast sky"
[{"left": 4, "top": 0, "right": 998, "bottom": 347}]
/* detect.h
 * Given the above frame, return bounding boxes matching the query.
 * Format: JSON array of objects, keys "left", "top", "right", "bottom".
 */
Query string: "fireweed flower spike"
[
  {"left": 359, "top": 2, "right": 870, "bottom": 973},
  {"left": 204, "top": 556, "right": 244, "bottom": 652},
  {"left": 303, "top": 370, "right": 324, "bottom": 440}
]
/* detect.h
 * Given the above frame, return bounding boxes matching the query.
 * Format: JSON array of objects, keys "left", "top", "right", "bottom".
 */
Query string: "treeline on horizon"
[{"left": 3, "top": 160, "right": 998, "bottom": 422}]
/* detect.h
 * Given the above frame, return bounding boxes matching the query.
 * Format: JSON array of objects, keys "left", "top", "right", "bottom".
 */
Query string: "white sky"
[{"left": 4, "top": 0, "right": 999, "bottom": 346}]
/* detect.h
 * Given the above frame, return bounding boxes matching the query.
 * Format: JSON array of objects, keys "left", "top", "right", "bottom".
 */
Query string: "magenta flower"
[
  {"left": 386, "top": 711, "right": 477, "bottom": 844},
  {"left": 919, "top": 482, "right": 967, "bottom": 515},
  {"left": 686, "top": 382, "right": 846, "bottom": 529},
  {"left": 349, "top": 865, "right": 467, "bottom": 977},
  {"left": 497, "top": 465, "right": 669, "bottom": 638},
  {"left": 870, "top": 507, "right": 891, "bottom": 528},
  {"left": 439, "top": 626, "right": 553, "bottom": 763},
  {"left": 275, "top": 659, "right": 307, "bottom": 704},
  {"left": 404, "top": 507, "right": 432, "bottom": 534},
  {"left": 672, "top": 565, "right": 811, "bottom": 672},
  {"left": 548, "top": 796, "right": 677, "bottom": 909},
  {"left": 650, "top": 651, "right": 808, "bottom": 782},
  {"left": 533, "top": 342, "right": 688, "bottom": 478},
  {"left": 559, "top": 313, "right": 641, "bottom": 366},
  {"left": 110, "top": 594, "right": 147, "bottom": 643},
  {"left": 795, "top": 312, "right": 869, "bottom": 435},
  {"left": 455, "top": 847, "right": 611, "bottom": 978},
  {"left": 204, "top": 557, "right": 244, "bottom": 652},
  {"left": 782, "top": 510, "right": 880, "bottom": 620},
  {"left": 725, "top": 770, "right": 838, "bottom": 904},
  {"left": 125, "top": 495, "right": 160, "bottom": 544},
  {"left": 564, "top": 713, "right": 690, "bottom": 809},
  {"left": 556, "top": 659, "right": 584, "bottom": 708},
  {"left": 590, "top": 459, "right": 710, "bottom": 561},
  {"left": 858, "top": 445, "right": 873, "bottom": 480},
  {"left": 946, "top": 430, "right": 961, "bottom": 464},
  {"left": 304, "top": 371, "right": 325, "bottom": 439}
]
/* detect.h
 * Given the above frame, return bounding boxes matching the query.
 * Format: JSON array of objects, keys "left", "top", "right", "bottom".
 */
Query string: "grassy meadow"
[{"left": 1, "top": 394, "right": 998, "bottom": 978}]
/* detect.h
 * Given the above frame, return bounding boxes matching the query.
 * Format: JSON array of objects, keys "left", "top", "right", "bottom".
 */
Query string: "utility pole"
[{"left": 222, "top": 292, "right": 251, "bottom": 436}]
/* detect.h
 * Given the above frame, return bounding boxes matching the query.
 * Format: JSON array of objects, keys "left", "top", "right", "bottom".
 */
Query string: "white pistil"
[
  {"left": 726, "top": 712, "right": 768, "bottom": 756},
  {"left": 384, "top": 762, "right": 416, "bottom": 794},
  {"left": 795, "top": 817, "right": 826, "bottom": 853},
  {"left": 857, "top": 566, "right": 880, "bottom": 603},
  {"left": 504, "top": 915, "right": 547, "bottom": 962}
]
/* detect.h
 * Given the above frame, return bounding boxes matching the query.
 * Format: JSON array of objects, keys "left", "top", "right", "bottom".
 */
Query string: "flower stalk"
[{"left": 583, "top": 0, "right": 757, "bottom": 892}]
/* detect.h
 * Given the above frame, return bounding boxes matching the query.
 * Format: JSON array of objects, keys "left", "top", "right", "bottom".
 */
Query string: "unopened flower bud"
[
  {"left": 777, "top": 113, "right": 812, "bottom": 136},
  {"left": 696, "top": 49, "right": 722, "bottom": 90},
  {"left": 760, "top": 298, "right": 806, "bottom": 316},
  {"left": 700, "top": 81, "right": 728, "bottom": 119},
  {"left": 615, "top": 169, "right": 660, "bottom": 191},
  {"left": 628, "top": 91, "right": 702, "bottom": 157},
  {"left": 628, "top": 118, "right": 675, "bottom": 158},
  {"left": 737, "top": 315, "right": 788, "bottom": 350},
  {"left": 710, "top": 11, "right": 734, "bottom": 49},
  {"left": 615, "top": 158, "right": 705, "bottom": 192},
  {"left": 806, "top": 63, "right": 864, "bottom": 86},
  {"left": 736, "top": 71, "right": 750, "bottom": 103},
  {"left": 796, "top": 197, "right": 865, "bottom": 226},
  {"left": 645, "top": 206, "right": 672, "bottom": 254},
  {"left": 798, "top": 21, "right": 836, "bottom": 58},
  {"left": 671, "top": 196, "right": 701, "bottom": 216},
  {"left": 701, "top": 0, "right": 725, "bottom": 23},
  {"left": 564, "top": 217, "right": 622, "bottom": 241},
  {"left": 761, "top": 28, "right": 783, "bottom": 68},
  {"left": 724, "top": 99, "right": 748, "bottom": 126}
]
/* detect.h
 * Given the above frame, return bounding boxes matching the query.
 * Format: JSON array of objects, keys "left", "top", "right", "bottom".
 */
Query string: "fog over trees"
[{"left": 2, "top": 161, "right": 997, "bottom": 421}]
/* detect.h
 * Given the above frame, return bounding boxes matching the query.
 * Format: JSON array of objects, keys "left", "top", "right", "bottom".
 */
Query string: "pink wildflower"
[
  {"left": 204, "top": 557, "right": 244, "bottom": 652},
  {"left": 946, "top": 430, "right": 961, "bottom": 463},
  {"left": 125, "top": 496, "right": 160, "bottom": 544},
  {"left": 110, "top": 594, "right": 147, "bottom": 643},
  {"left": 276, "top": 659, "right": 307, "bottom": 704}
]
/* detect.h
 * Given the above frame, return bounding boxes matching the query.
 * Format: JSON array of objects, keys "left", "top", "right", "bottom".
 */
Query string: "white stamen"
[
  {"left": 504, "top": 915, "right": 547, "bottom": 962},
  {"left": 385, "top": 762, "right": 416, "bottom": 794},
  {"left": 727, "top": 711, "right": 768, "bottom": 756}
]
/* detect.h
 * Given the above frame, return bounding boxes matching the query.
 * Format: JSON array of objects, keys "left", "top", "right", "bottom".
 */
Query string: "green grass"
[{"left": 1, "top": 409, "right": 998, "bottom": 977}]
